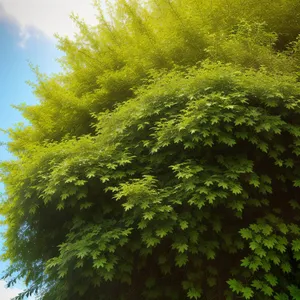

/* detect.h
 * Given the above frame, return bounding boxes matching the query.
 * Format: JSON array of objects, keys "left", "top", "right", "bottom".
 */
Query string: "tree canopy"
[{"left": 1, "top": 0, "right": 300, "bottom": 299}]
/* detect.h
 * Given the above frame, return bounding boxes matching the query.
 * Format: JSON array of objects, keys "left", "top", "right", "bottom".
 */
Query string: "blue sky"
[
  {"left": 0, "top": 5, "right": 61, "bottom": 300},
  {"left": 0, "top": 1, "right": 98, "bottom": 298}
]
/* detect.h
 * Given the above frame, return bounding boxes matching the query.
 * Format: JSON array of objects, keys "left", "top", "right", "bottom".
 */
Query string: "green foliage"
[{"left": 1, "top": 0, "right": 300, "bottom": 299}]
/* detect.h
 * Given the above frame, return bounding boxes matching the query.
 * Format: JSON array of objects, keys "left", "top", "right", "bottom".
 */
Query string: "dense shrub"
[{"left": 1, "top": 1, "right": 300, "bottom": 299}]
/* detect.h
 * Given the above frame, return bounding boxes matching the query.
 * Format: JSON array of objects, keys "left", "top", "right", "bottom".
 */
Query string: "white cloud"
[
  {"left": 0, "top": 0, "right": 99, "bottom": 41},
  {"left": 0, "top": 280, "right": 23, "bottom": 300}
]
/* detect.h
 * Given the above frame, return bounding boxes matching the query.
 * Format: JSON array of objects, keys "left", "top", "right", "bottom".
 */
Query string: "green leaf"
[
  {"left": 175, "top": 253, "right": 188, "bottom": 267},
  {"left": 187, "top": 287, "right": 202, "bottom": 299},
  {"left": 242, "top": 287, "right": 254, "bottom": 299}
]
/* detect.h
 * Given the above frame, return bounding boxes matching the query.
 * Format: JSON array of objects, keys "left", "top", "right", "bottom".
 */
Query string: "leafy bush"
[{"left": 1, "top": 0, "right": 300, "bottom": 299}]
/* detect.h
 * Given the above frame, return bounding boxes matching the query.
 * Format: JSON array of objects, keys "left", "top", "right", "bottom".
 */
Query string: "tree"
[{"left": 1, "top": 0, "right": 300, "bottom": 299}]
